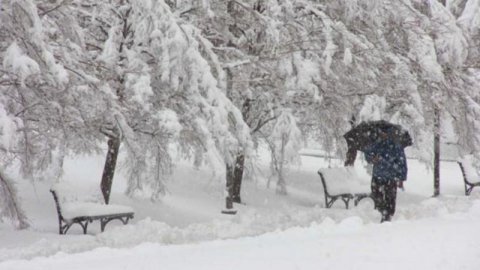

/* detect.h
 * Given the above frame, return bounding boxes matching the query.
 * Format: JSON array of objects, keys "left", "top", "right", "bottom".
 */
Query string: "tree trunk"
[
  {"left": 225, "top": 162, "right": 235, "bottom": 202},
  {"left": 345, "top": 115, "right": 358, "bottom": 166},
  {"left": 232, "top": 153, "right": 245, "bottom": 203},
  {"left": 344, "top": 147, "right": 357, "bottom": 166},
  {"left": 224, "top": 63, "right": 249, "bottom": 204},
  {"left": 101, "top": 137, "right": 121, "bottom": 204},
  {"left": 276, "top": 170, "right": 287, "bottom": 195},
  {"left": 276, "top": 134, "right": 288, "bottom": 195},
  {"left": 433, "top": 106, "right": 440, "bottom": 197}
]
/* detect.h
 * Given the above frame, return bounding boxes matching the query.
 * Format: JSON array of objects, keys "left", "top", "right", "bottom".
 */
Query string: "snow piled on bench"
[
  {"left": 61, "top": 203, "right": 133, "bottom": 220},
  {"left": 51, "top": 182, "right": 133, "bottom": 220},
  {"left": 318, "top": 167, "right": 371, "bottom": 194},
  {"left": 51, "top": 182, "right": 103, "bottom": 204}
]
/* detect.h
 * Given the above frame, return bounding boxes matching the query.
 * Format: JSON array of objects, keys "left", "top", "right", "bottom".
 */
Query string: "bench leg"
[
  {"left": 354, "top": 197, "right": 360, "bottom": 207},
  {"left": 80, "top": 220, "right": 89, "bottom": 234},
  {"left": 326, "top": 196, "right": 353, "bottom": 209},
  {"left": 465, "top": 183, "right": 479, "bottom": 196},
  {"left": 326, "top": 195, "right": 371, "bottom": 209},
  {"left": 100, "top": 218, "right": 108, "bottom": 232},
  {"left": 326, "top": 196, "right": 338, "bottom": 208},
  {"left": 466, "top": 184, "right": 473, "bottom": 196},
  {"left": 354, "top": 194, "right": 371, "bottom": 207},
  {"left": 60, "top": 220, "right": 89, "bottom": 235},
  {"left": 60, "top": 222, "right": 72, "bottom": 235},
  {"left": 100, "top": 216, "right": 132, "bottom": 232},
  {"left": 58, "top": 219, "right": 65, "bottom": 235},
  {"left": 122, "top": 216, "right": 131, "bottom": 225},
  {"left": 341, "top": 197, "right": 350, "bottom": 209}
]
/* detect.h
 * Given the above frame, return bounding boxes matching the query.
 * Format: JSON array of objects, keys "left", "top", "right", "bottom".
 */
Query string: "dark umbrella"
[{"left": 344, "top": 120, "right": 412, "bottom": 151}]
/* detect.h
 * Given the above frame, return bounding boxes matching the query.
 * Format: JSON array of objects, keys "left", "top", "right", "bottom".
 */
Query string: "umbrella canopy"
[{"left": 343, "top": 120, "right": 412, "bottom": 151}]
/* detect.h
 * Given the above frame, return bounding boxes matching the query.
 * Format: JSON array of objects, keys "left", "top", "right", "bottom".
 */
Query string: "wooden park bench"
[
  {"left": 317, "top": 167, "right": 371, "bottom": 209},
  {"left": 50, "top": 183, "right": 134, "bottom": 235},
  {"left": 457, "top": 156, "right": 480, "bottom": 196}
]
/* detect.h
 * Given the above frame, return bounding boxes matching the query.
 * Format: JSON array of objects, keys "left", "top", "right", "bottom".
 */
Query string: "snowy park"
[
  {"left": 2, "top": 0, "right": 480, "bottom": 269},
  {"left": 1, "top": 152, "right": 480, "bottom": 270}
]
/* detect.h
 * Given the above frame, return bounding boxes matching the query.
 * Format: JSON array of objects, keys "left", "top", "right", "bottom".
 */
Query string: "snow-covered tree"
[
  {"left": 0, "top": 169, "right": 29, "bottom": 229},
  {"left": 169, "top": 0, "right": 279, "bottom": 202},
  {"left": 2, "top": 0, "right": 480, "bottom": 219},
  {"left": 266, "top": 109, "right": 302, "bottom": 195},
  {"left": 1, "top": 0, "right": 251, "bottom": 224},
  {"left": 73, "top": 0, "right": 251, "bottom": 202},
  {"left": 0, "top": 0, "right": 87, "bottom": 227},
  {"left": 0, "top": 103, "right": 28, "bottom": 228}
]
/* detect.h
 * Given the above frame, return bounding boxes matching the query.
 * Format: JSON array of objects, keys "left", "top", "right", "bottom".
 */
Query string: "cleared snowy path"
[{"left": 2, "top": 203, "right": 480, "bottom": 270}]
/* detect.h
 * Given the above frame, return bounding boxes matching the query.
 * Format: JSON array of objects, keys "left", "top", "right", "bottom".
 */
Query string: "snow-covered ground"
[
  {"left": 2, "top": 209, "right": 480, "bottom": 270},
  {"left": 1, "top": 149, "right": 479, "bottom": 269}
]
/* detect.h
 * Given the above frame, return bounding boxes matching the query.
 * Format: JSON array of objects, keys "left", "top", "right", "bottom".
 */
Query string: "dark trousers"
[{"left": 371, "top": 177, "right": 398, "bottom": 219}]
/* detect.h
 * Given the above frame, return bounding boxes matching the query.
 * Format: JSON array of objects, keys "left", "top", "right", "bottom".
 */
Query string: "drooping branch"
[{"left": 0, "top": 168, "right": 29, "bottom": 229}]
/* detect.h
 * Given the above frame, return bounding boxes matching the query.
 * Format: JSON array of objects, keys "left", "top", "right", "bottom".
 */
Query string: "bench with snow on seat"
[
  {"left": 317, "top": 167, "right": 371, "bottom": 209},
  {"left": 457, "top": 155, "right": 480, "bottom": 196},
  {"left": 50, "top": 182, "right": 134, "bottom": 235}
]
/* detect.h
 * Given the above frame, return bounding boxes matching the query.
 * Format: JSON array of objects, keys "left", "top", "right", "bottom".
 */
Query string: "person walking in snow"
[{"left": 364, "top": 129, "right": 407, "bottom": 222}]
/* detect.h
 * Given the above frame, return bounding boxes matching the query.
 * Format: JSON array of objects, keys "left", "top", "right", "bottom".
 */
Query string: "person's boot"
[
  {"left": 380, "top": 211, "right": 392, "bottom": 223},
  {"left": 381, "top": 216, "right": 391, "bottom": 223}
]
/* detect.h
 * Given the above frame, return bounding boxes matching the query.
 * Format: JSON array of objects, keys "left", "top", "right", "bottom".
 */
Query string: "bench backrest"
[
  {"left": 50, "top": 182, "right": 104, "bottom": 206},
  {"left": 458, "top": 155, "right": 480, "bottom": 184},
  {"left": 50, "top": 189, "right": 65, "bottom": 221},
  {"left": 318, "top": 167, "right": 371, "bottom": 195}
]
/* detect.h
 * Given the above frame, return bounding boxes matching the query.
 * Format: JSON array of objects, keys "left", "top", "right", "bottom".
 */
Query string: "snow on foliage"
[
  {"left": 343, "top": 47, "right": 353, "bottom": 66},
  {"left": 2, "top": 42, "right": 39, "bottom": 86},
  {"left": 358, "top": 95, "right": 387, "bottom": 122},
  {"left": 0, "top": 104, "right": 19, "bottom": 151},
  {"left": 280, "top": 52, "right": 322, "bottom": 101},
  {"left": 0, "top": 170, "right": 28, "bottom": 229},
  {"left": 407, "top": 27, "right": 445, "bottom": 83},
  {"left": 457, "top": 0, "right": 480, "bottom": 63},
  {"left": 427, "top": 0, "right": 468, "bottom": 68},
  {"left": 465, "top": 97, "right": 480, "bottom": 155},
  {"left": 320, "top": 14, "right": 337, "bottom": 76},
  {"left": 268, "top": 110, "right": 302, "bottom": 194},
  {"left": 458, "top": 0, "right": 480, "bottom": 32},
  {"left": 74, "top": 0, "right": 252, "bottom": 198}
]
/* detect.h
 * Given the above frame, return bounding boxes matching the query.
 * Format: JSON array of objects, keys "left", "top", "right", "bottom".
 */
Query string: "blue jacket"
[{"left": 364, "top": 137, "right": 408, "bottom": 181}]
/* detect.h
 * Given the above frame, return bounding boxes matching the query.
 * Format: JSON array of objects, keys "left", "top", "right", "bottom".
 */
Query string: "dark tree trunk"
[
  {"left": 224, "top": 66, "right": 238, "bottom": 206},
  {"left": 222, "top": 163, "right": 237, "bottom": 214},
  {"left": 433, "top": 106, "right": 440, "bottom": 197},
  {"left": 344, "top": 147, "right": 357, "bottom": 166},
  {"left": 345, "top": 115, "right": 358, "bottom": 166},
  {"left": 229, "top": 96, "right": 253, "bottom": 203},
  {"left": 101, "top": 137, "right": 121, "bottom": 204},
  {"left": 224, "top": 66, "right": 248, "bottom": 204},
  {"left": 232, "top": 154, "right": 245, "bottom": 203},
  {"left": 225, "top": 163, "right": 235, "bottom": 204}
]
